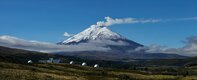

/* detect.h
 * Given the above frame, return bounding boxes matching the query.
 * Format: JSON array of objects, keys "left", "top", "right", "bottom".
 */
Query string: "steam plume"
[{"left": 92, "top": 16, "right": 160, "bottom": 27}]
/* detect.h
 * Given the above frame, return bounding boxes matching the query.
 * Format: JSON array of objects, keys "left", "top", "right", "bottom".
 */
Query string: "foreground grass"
[{"left": 0, "top": 62, "right": 196, "bottom": 80}]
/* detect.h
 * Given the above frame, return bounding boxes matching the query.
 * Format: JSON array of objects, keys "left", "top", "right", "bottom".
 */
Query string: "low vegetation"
[
  {"left": 0, "top": 46, "right": 197, "bottom": 80},
  {"left": 0, "top": 62, "right": 196, "bottom": 80}
]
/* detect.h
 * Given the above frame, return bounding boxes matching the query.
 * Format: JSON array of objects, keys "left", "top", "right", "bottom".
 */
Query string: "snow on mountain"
[{"left": 62, "top": 25, "right": 125, "bottom": 44}]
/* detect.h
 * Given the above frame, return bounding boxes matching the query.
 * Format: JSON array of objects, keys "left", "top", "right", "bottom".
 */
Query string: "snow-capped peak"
[{"left": 62, "top": 26, "right": 125, "bottom": 44}]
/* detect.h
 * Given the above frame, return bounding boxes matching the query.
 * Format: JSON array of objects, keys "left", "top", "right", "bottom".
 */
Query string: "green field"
[{"left": 0, "top": 46, "right": 197, "bottom": 80}]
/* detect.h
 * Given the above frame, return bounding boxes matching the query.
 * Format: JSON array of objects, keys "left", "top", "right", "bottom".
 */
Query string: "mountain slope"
[
  {"left": 57, "top": 26, "right": 187, "bottom": 60},
  {"left": 0, "top": 45, "right": 69, "bottom": 63},
  {"left": 59, "top": 26, "right": 143, "bottom": 52}
]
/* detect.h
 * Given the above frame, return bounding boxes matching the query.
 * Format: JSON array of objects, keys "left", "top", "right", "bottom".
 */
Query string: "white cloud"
[
  {"left": 92, "top": 16, "right": 197, "bottom": 28},
  {"left": 1, "top": 35, "right": 197, "bottom": 56},
  {"left": 136, "top": 36, "right": 197, "bottom": 56},
  {"left": 178, "top": 17, "right": 197, "bottom": 21},
  {"left": 63, "top": 32, "right": 72, "bottom": 37},
  {"left": 91, "top": 16, "right": 160, "bottom": 27},
  {"left": 163, "top": 17, "right": 197, "bottom": 22},
  {"left": 0, "top": 35, "right": 110, "bottom": 53}
]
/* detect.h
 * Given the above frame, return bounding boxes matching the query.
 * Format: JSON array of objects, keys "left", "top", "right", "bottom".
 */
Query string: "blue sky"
[{"left": 0, "top": 0, "right": 197, "bottom": 48}]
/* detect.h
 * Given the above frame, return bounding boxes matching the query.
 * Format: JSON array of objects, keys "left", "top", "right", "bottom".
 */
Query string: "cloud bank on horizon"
[
  {"left": 0, "top": 35, "right": 197, "bottom": 56},
  {"left": 135, "top": 36, "right": 197, "bottom": 56},
  {"left": 0, "top": 35, "right": 111, "bottom": 52}
]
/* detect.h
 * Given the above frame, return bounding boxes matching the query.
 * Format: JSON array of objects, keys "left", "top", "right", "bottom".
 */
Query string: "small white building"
[
  {"left": 38, "top": 58, "right": 61, "bottom": 63},
  {"left": 82, "top": 62, "right": 87, "bottom": 66},
  {"left": 53, "top": 59, "right": 61, "bottom": 63},
  {"left": 27, "top": 60, "right": 33, "bottom": 64},
  {"left": 69, "top": 61, "right": 74, "bottom": 64},
  {"left": 49, "top": 58, "right": 54, "bottom": 63},
  {"left": 94, "top": 64, "right": 99, "bottom": 68}
]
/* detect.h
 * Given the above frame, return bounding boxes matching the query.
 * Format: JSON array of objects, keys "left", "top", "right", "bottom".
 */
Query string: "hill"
[
  {"left": 0, "top": 45, "right": 197, "bottom": 80},
  {"left": 0, "top": 45, "right": 196, "bottom": 68}
]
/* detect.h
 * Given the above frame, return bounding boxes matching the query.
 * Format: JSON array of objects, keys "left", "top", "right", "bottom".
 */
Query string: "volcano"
[
  {"left": 58, "top": 26, "right": 186, "bottom": 60},
  {"left": 59, "top": 25, "right": 143, "bottom": 53}
]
